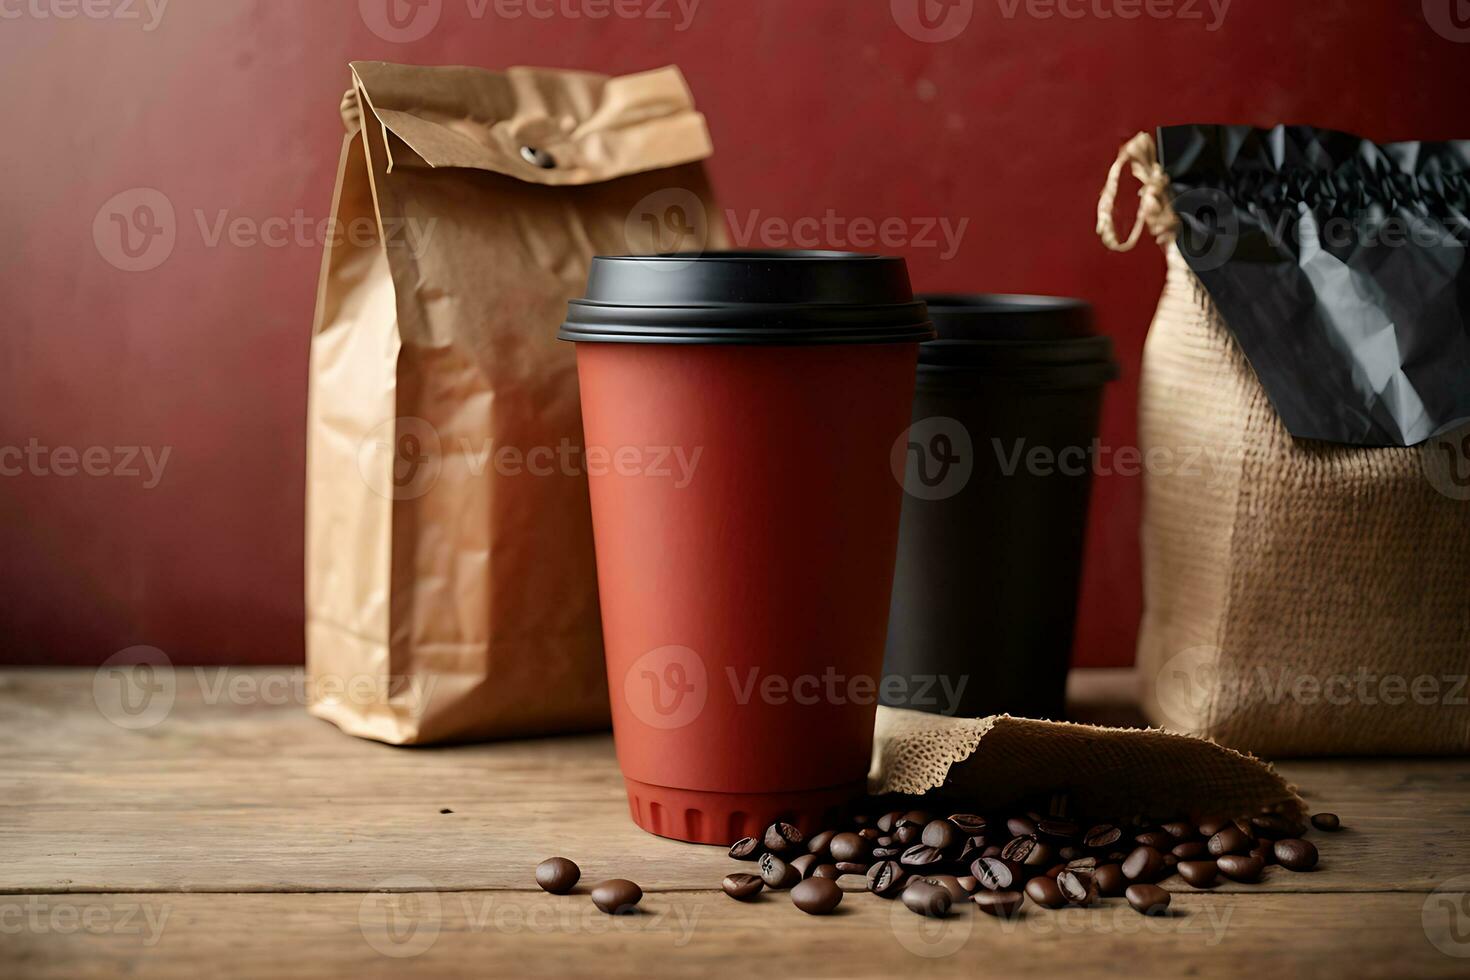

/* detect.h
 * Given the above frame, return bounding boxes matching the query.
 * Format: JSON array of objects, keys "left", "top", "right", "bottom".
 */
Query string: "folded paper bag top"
[
  {"left": 870, "top": 707, "right": 1304, "bottom": 823},
  {"left": 306, "top": 62, "right": 724, "bottom": 745}
]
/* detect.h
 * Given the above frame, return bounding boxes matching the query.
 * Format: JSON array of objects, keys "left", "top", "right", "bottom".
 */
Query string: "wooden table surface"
[{"left": 2, "top": 668, "right": 1467, "bottom": 979}]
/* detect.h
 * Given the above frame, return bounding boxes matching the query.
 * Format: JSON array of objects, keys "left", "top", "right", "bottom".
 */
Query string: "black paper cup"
[{"left": 882, "top": 295, "right": 1118, "bottom": 720}]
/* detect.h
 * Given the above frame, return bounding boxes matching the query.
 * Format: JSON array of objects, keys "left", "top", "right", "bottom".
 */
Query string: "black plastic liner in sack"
[{"left": 1159, "top": 124, "right": 1470, "bottom": 447}]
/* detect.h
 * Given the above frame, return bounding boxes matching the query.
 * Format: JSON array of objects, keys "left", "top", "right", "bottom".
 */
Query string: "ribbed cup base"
[{"left": 622, "top": 777, "right": 868, "bottom": 845}]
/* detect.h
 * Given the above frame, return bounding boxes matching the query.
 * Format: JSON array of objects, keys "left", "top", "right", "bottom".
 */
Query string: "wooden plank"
[
  {"left": 3, "top": 891, "right": 1462, "bottom": 980},
  {"left": 1, "top": 670, "right": 1465, "bottom": 894}
]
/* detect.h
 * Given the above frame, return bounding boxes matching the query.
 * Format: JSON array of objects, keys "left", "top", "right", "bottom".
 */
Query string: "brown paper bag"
[
  {"left": 870, "top": 707, "right": 1304, "bottom": 822},
  {"left": 306, "top": 62, "right": 724, "bottom": 744},
  {"left": 1095, "top": 132, "right": 1470, "bottom": 756}
]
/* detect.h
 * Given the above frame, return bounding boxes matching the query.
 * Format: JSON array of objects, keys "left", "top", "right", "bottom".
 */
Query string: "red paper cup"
[{"left": 560, "top": 251, "right": 933, "bottom": 844}]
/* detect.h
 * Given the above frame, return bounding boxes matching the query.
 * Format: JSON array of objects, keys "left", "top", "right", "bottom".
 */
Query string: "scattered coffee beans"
[
  {"left": 535, "top": 857, "right": 580, "bottom": 894},
  {"left": 1125, "top": 883, "right": 1171, "bottom": 916},
  {"left": 590, "top": 879, "right": 642, "bottom": 915},
  {"left": 706, "top": 802, "right": 1342, "bottom": 929},
  {"left": 722, "top": 873, "right": 763, "bottom": 901},
  {"left": 791, "top": 877, "right": 843, "bottom": 914}
]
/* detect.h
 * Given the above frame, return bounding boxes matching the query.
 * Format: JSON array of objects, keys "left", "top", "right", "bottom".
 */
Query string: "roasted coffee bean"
[
  {"left": 590, "top": 879, "right": 642, "bottom": 915},
  {"left": 535, "top": 857, "right": 581, "bottom": 894},
  {"left": 900, "top": 844, "right": 945, "bottom": 869},
  {"left": 1207, "top": 826, "right": 1253, "bottom": 857},
  {"left": 982, "top": 845, "right": 1004, "bottom": 859},
  {"left": 973, "top": 889, "right": 1025, "bottom": 918},
  {"left": 957, "top": 875, "right": 980, "bottom": 894},
  {"left": 1216, "top": 854, "right": 1265, "bottom": 883},
  {"left": 1094, "top": 863, "right": 1126, "bottom": 897},
  {"left": 763, "top": 822, "right": 804, "bottom": 854},
  {"left": 1106, "top": 850, "right": 1129, "bottom": 864},
  {"left": 1001, "top": 835, "right": 1039, "bottom": 863},
  {"left": 949, "top": 814, "right": 987, "bottom": 835},
  {"left": 1126, "top": 883, "right": 1171, "bottom": 916},
  {"left": 1043, "top": 863, "right": 1066, "bottom": 879},
  {"left": 835, "top": 862, "right": 868, "bottom": 875},
  {"left": 858, "top": 827, "right": 881, "bottom": 842},
  {"left": 1024, "top": 875, "right": 1067, "bottom": 909},
  {"left": 829, "top": 832, "right": 869, "bottom": 864},
  {"left": 957, "top": 835, "right": 989, "bottom": 864},
  {"left": 871, "top": 846, "right": 902, "bottom": 860},
  {"left": 1197, "top": 816, "right": 1230, "bottom": 837},
  {"left": 1274, "top": 839, "right": 1319, "bottom": 872},
  {"left": 902, "top": 880, "right": 952, "bottom": 917},
  {"left": 1056, "top": 869, "right": 1097, "bottom": 906},
  {"left": 729, "top": 837, "right": 761, "bottom": 861},
  {"left": 910, "top": 874, "right": 968, "bottom": 904},
  {"left": 1162, "top": 854, "right": 1178, "bottom": 870},
  {"left": 758, "top": 853, "right": 800, "bottom": 890},
  {"left": 1121, "top": 846, "right": 1165, "bottom": 882},
  {"left": 922, "top": 819, "right": 957, "bottom": 850},
  {"left": 1083, "top": 823, "right": 1123, "bottom": 849},
  {"left": 1038, "top": 818, "right": 1079, "bottom": 841},
  {"left": 972, "top": 857, "right": 1024, "bottom": 891},
  {"left": 876, "top": 835, "right": 894, "bottom": 847},
  {"left": 1162, "top": 820, "right": 1196, "bottom": 840},
  {"left": 898, "top": 810, "right": 930, "bottom": 828},
  {"left": 1058, "top": 846, "right": 1083, "bottom": 861},
  {"left": 1311, "top": 813, "right": 1341, "bottom": 832},
  {"left": 722, "top": 873, "right": 763, "bottom": 901},
  {"left": 894, "top": 824, "right": 922, "bottom": 846},
  {"left": 867, "top": 860, "right": 907, "bottom": 898},
  {"left": 1065, "top": 856, "right": 1098, "bottom": 871},
  {"left": 812, "top": 864, "right": 841, "bottom": 880},
  {"left": 1134, "top": 830, "right": 1173, "bottom": 850},
  {"left": 835, "top": 874, "right": 869, "bottom": 892},
  {"left": 1177, "top": 860, "right": 1219, "bottom": 888},
  {"left": 877, "top": 810, "right": 904, "bottom": 833},
  {"left": 1006, "top": 816, "right": 1038, "bottom": 837},
  {"left": 790, "top": 854, "right": 819, "bottom": 879},
  {"left": 1172, "top": 841, "right": 1208, "bottom": 860},
  {"left": 791, "top": 877, "right": 842, "bottom": 915},
  {"left": 1250, "top": 814, "right": 1296, "bottom": 840},
  {"left": 1248, "top": 844, "right": 1273, "bottom": 866},
  {"left": 806, "top": 830, "right": 836, "bottom": 859}
]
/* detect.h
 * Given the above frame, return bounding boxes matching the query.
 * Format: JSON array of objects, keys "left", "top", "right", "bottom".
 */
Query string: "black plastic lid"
[
  {"left": 560, "top": 251, "right": 935, "bottom": 345},
  {"left": 915, "top": 294, "right": 1116, "bottom": 372},
  {"left": 922, "top": 294, "right": 1094, "bottom": 341}
]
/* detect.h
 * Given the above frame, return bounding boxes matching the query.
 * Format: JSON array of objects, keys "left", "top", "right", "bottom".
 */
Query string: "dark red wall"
[{"left": 3, "top": 1, "right": 1467, "bottom": 667}]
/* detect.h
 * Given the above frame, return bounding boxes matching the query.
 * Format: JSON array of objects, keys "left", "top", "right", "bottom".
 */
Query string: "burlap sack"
[
  {"left": 871, "top": 707, "right": 1304, "bottom": 822},
  {"left": 306, "top": 62, "right": 723, "bottom": 744},
  {"left": 1096, "top": 132, "right": 1470, "bottom": 756}
]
